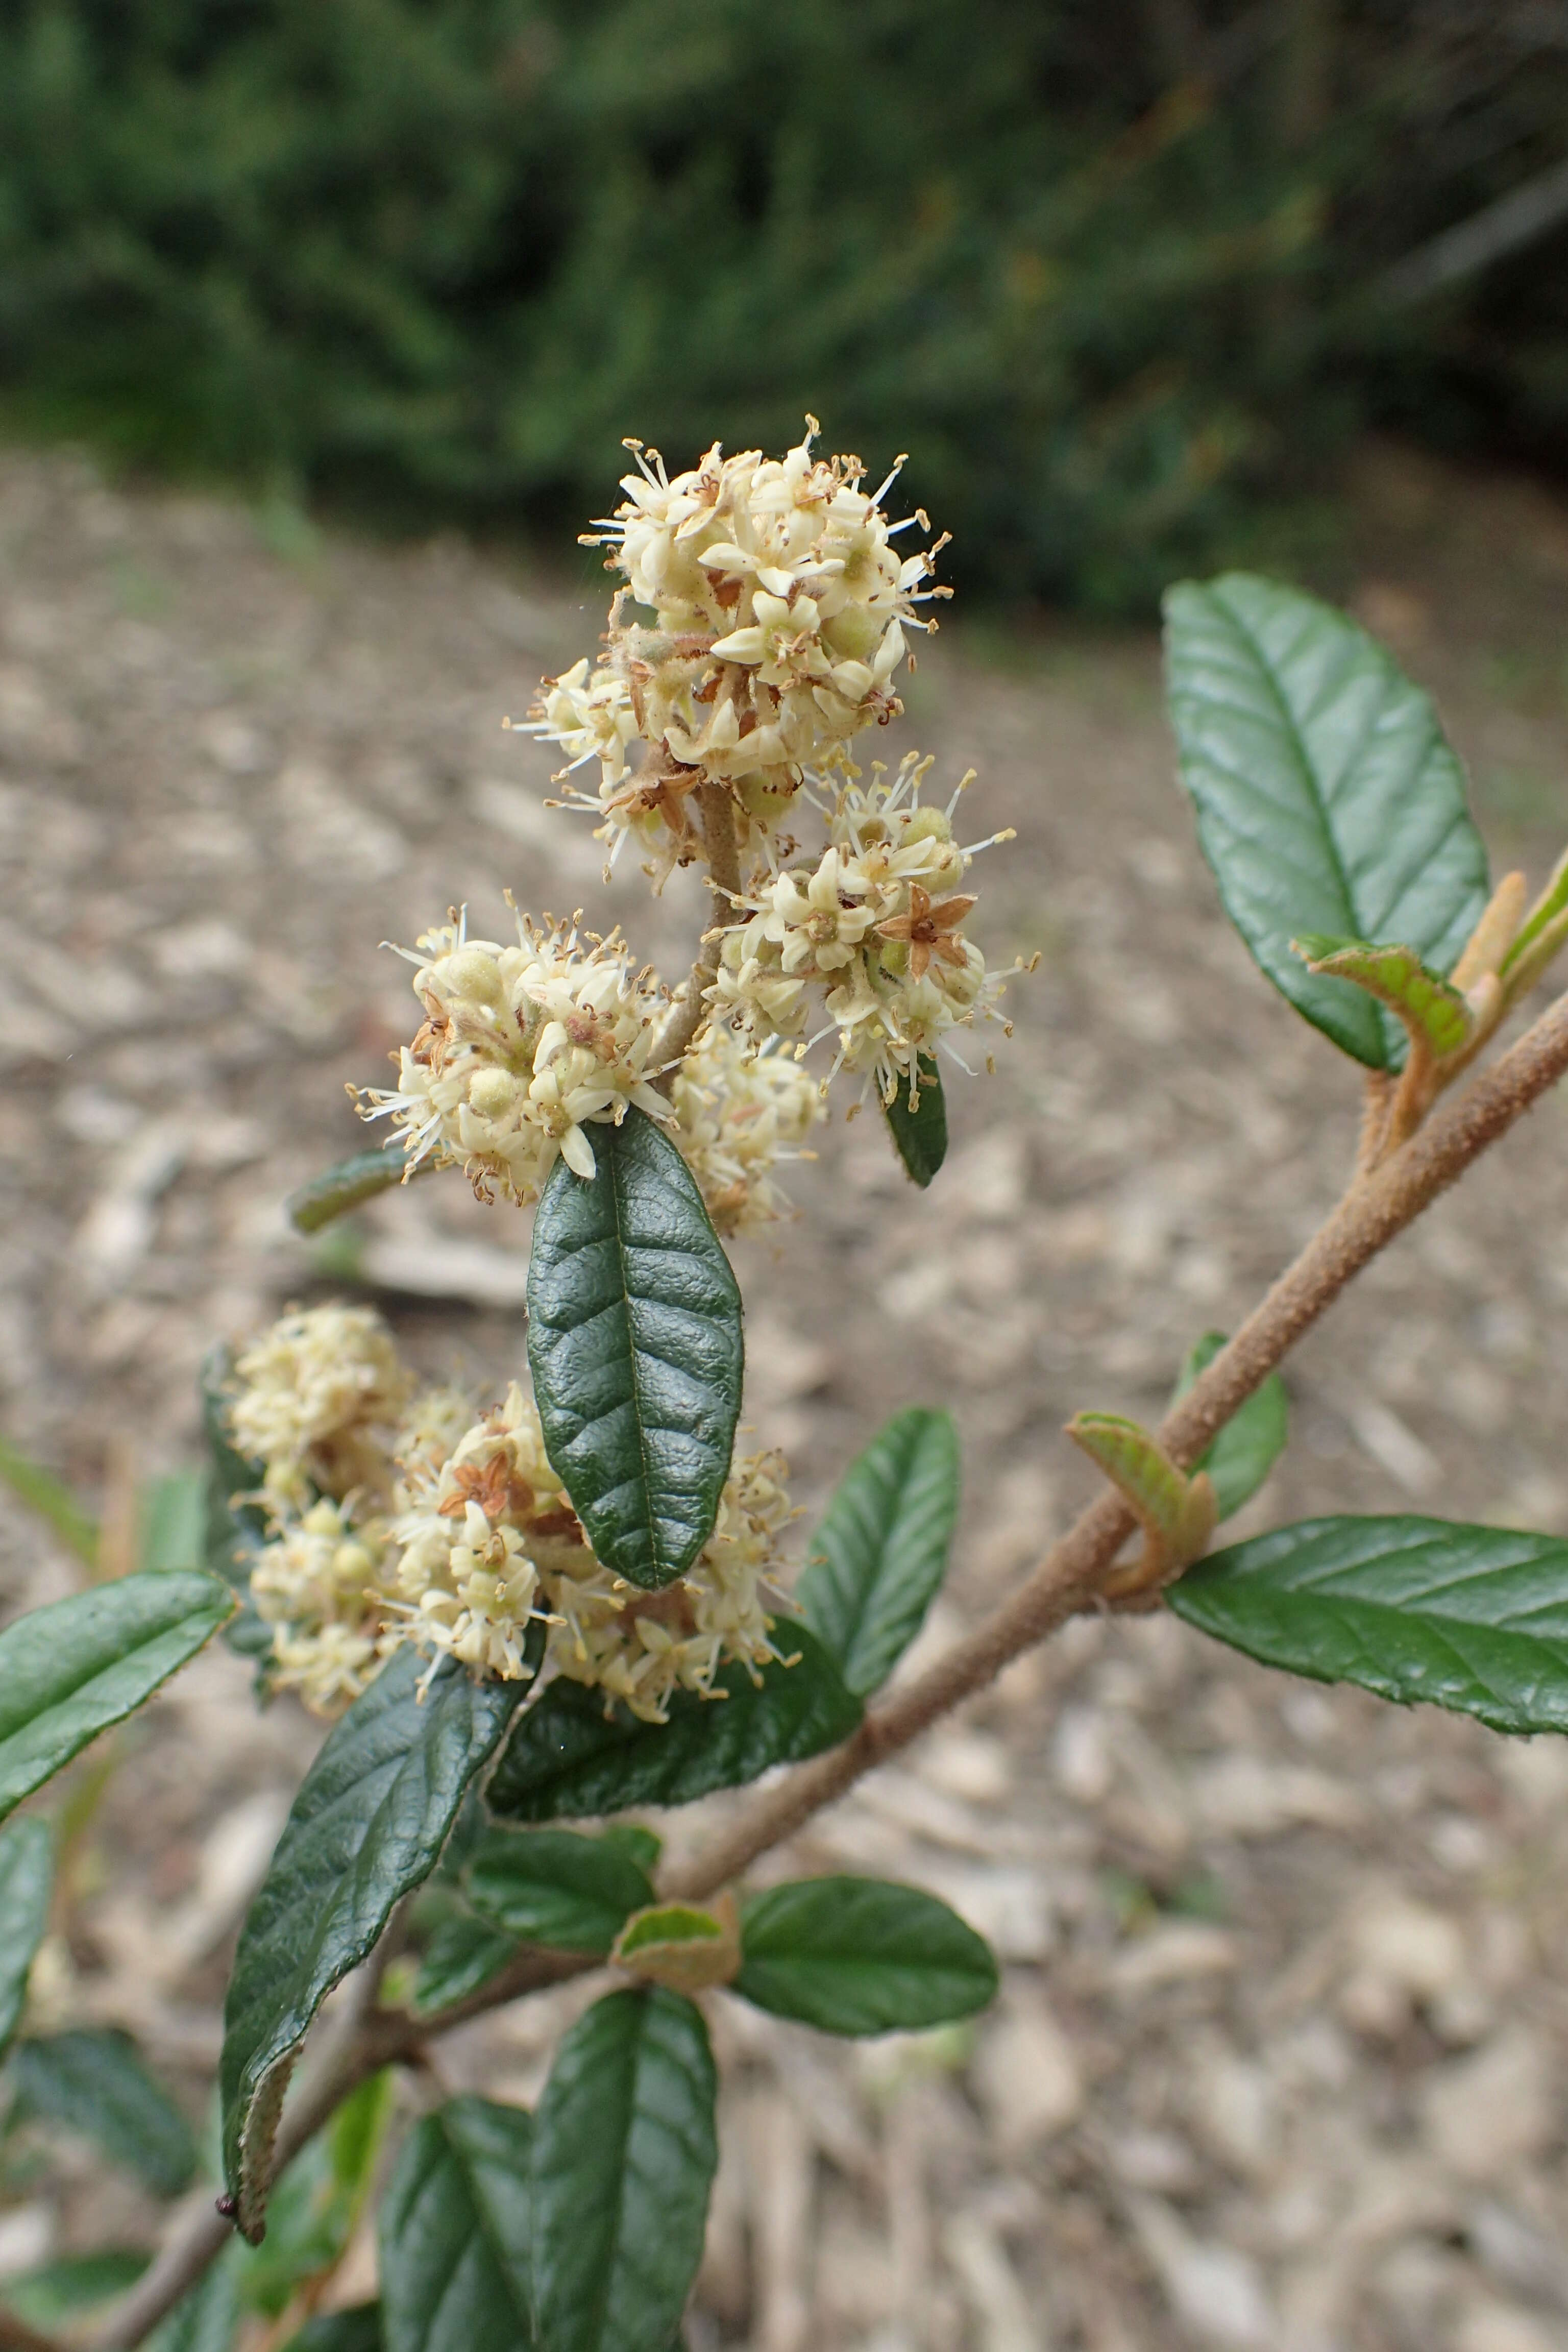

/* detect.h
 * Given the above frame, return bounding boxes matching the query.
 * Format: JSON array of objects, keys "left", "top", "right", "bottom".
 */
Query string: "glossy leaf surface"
[
  {"left": 220, "top": 1650, "right": 517, "bottom": 2237},
  {"left": 531, "top": 1990, "right": 716, "bottom": 2352},
  {"left": 0, "top": 1571, "right": 232, "bottom": 1822},
  {"left": 380, "top": 2096, "right": 534, "bottom": 2352},
  {"left": 527, "top": 1107, "right": 743, "bottom": 1590},
  {"left": 797, "top": 1409, "right": 960, "bottom": 1696},
  {"left": 1164, "top": 573, "right": 1488, "bottom": 1068},
  {"left": 411, "top": 1910, "right": 520, "bottom": 2017},
  {"left": 485, "top": 1628, "right": 861, "bottom": 1822},
  {"left": 883, "top": 1056, "right": 947, "bottom": 1187},
  {"left": 1173, "top": 1332, "right": 1290, "bottom": 1521},
  {"left": 465, "top": 1827, "right": 653, "bottom": 1953},
  {"left": 1171, "top": 1515, "right": 1568, "bottom": 1733},
  {"left": 11, "top": 2028, "right": 197, "bottom": 2195},
  {"left": 0, "top": 1817, "right": 52, "bottom": 2057},
  {"left": 735, "top": 1877, "right": 998, "bottom": 2035}
]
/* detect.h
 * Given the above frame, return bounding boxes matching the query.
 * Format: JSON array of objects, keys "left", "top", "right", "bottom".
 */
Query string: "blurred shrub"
[{"left": 1, "top": 0, "right": 1564, "bottom": 607}]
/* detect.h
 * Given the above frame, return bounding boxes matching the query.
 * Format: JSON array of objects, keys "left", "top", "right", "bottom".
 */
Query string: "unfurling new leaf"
[
  {"left": 1289, "top": 935, "right": 1471, "bottom": 1058},
  {"left": 612, "top": 1896, "right": 741, "bottom": 1994},
  {"left": 1067, "top": 1412, "right": 1216, "bottom": 1572},
  {"left": 527, "top": 1106, "right": 744, "bottom": 1591},
  {"left": 1163, "top": 573, "right": 1488, "bottom": 1069}
]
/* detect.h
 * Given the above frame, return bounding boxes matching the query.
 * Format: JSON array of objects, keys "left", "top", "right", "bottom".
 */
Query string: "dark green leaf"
[
  {"left": 734, "top": 1878, "right": 998, "bottom": 2036},
  {"left": 0, "top": 1572, "right": 233, "bottom": 1823},
  {"left": 1172, "top": 1333, "right": 1289, "bottom": 1521},
  {"left": 280, "top": 2307, "right": 382, "bottom": 2352},
  {"left": 10, "top": 2029, "right": 197, "bottom": 2195},
  {"left": 465, "top": 1828, "right": 652, "bottom": 1953},
  {"left": 531, "top": 1990, "right": 716, "bottom": 2352},
  {"left": 486, "top": 1628, "right": 861, "bottom": 1822},
  {"left": 2, "top": 2249, "right": 150, "bottom": 2327},
  {"left": 0, "top": 1431, "right": 97, "bottom": 1569},
  {"left": 287, "top": 1147, "right": 412, "bottom": 1235},
  {"left": 411, "top": 1910, "right": 520, "bottom": 2017},
  {"left": 797, "top": 1410, "right": 960, "bottom": 1697},
  {"left": 380, "top": 2097, "right": 534, "bottom": 2352},
  {"left": 1163, "top": 574, "right": 1489, "bottom": 1069},
  {"left": 146, "top": 2255, "right": 242, "bottom": 2352},
  {"left": 527, "top": 1106, "right": 744, "bottom": 1591},
  {"left": 237, "top": 2073, "right": 395, "bottom": 2318},
  {"left": 0, "top": 1818, "right": 52, "bottom": 2058},
  {"left": 1170, "top": 1515, "right": 1568, "bottom": 1734},
  {"left": 882, "top": 1056, "right": 947, "bottom": 1187},
  {"left": 220, "top": 1650, "right": 518, "bottom": 2238}
]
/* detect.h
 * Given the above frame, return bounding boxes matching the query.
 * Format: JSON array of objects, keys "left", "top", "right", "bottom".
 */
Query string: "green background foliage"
[{"left": 2, "top": 0, "right": 1565, "bottom": 607}]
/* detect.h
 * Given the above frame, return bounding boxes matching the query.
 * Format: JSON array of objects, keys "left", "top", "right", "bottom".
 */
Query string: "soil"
[{"left": 3, "top": 434, "right": 1568, "bottom": 2351}]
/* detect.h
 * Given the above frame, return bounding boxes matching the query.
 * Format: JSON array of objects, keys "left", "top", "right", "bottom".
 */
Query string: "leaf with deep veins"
[
  {"left": 527, "top": 1108, "right": 743, "bottom": 1591},
  {"left": 1164, "top": 574, "right": 1488, "bottom": 1068},
  {"left": 1171, "top": 1515, "right": 1568, "bottom": 1733},
  {"left": 220, "top": 1651, "right": 518, "bottom": 2239}
]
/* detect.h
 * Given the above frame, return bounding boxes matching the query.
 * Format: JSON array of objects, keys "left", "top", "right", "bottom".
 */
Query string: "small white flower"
[
  {"left": 357, "top": 908, "right": 673, "bottom": 1203},
  {"left": 671, "top": 1028, "right": 820, "bottom": 1234},
  {"left": 709, "top": 751, "right": 1019, "bottom": 1109},
  {"left": 230, "top": 1304, "right": 412, "bottom": 1511},
  {"left": 527, "top": 426, "right": 949, "bottom": 862},
  {"left": 250, "top": 1495, "right": 395, "bottom": 1716}
]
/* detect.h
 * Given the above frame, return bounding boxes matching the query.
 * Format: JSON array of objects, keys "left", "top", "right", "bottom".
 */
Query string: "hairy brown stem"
[
  {"left": 95, "top": 987, "right": 1568, "bottom": 2348},
  {"left": 651, "top": 781, "right": 743, "bottom": 1087},
  {"left": 666, "top": 983, "right": 1568, "bottom": 1896}
]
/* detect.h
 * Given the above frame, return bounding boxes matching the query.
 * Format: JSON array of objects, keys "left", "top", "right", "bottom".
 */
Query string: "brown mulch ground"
[{"left": 4, "top": 436, "right": 1568, "bottom": 2351}]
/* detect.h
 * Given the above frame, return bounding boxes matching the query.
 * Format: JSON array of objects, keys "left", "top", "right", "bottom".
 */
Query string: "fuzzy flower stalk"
[{"left": 224, "top": 1305, "right": 798, "bottom": 1723}]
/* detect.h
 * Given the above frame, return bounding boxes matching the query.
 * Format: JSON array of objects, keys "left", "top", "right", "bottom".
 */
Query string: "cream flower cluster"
[
  {"left": 358, "top": 908, "right": 672, "bottom": 1198},
  {"left": 669, "top": 1025, "right": 820, "bottom": 1235},
  {"left": 713, "top": 752, "right": 1015, "bottom": 1108},
  {"left": 524, "top": 424, "right": 948, "bottom": 872},
  {"left": 225, "top": 1306, "right": 796, "bottom": 1724},
  {"left": 251, "top": 1496, "right": 392, "bottom": 1714},
  {"left": 230, "top": 1303, "right": 412, "bottom": 1512}
]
